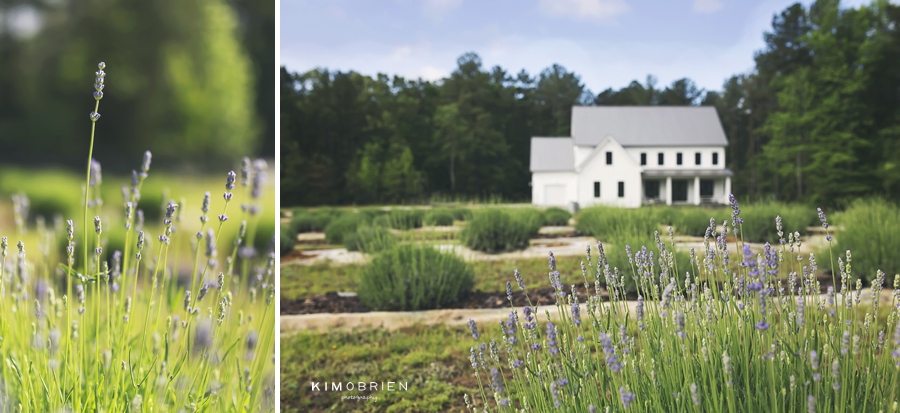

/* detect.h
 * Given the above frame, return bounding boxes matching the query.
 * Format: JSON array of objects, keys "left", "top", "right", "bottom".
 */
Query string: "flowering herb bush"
[
  {"left": 0, "top": 63, "right": 275, "bottom": 411},
  {"left": 425, "top": 208, "right": 456, "bottom": 226},
  {"left": 465, "top": 197, "right": 900, "bottom": 412},
  {"left": 834, "top": 198, "right": 900, "bottom": 284},
  {"left": 462, "top": 209, "right": 542, "bottom": 254},
  {"left": 542, "top": 207, "right": 572, "bottom": 227},
  {"left": 357, "top": 243, "right": 474, "bottom": 311}
]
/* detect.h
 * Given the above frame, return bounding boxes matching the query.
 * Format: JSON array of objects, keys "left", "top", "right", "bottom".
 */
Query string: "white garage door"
[{"left": 544, "top": 184, "right": 567, "bottom": 206}]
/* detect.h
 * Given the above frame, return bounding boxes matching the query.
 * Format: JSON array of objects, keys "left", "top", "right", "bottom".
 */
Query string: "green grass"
[{"left": 280, "top": 325, "right": 487, "bottom": 412}]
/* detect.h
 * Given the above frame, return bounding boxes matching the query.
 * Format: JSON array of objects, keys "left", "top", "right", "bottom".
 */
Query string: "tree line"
[
  {"left": 281, "top": 0, "right": 900, "bottom": 207},
  {"left": 0, "top": 0, "right": 274, "bottom": 171}
]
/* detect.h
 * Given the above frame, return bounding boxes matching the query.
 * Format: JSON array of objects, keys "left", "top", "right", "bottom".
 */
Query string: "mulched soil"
[
  {"left": 282, "top": 273, "right": 841, "bottom": 315},
  {"left": 281, "top": 286, "right": 619, "bottom": 315}
]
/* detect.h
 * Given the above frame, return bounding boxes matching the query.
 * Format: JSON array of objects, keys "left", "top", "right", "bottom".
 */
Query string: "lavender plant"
[
  {"left": 465, "top": 196, "right": 900, "bottom": 412},
  {"left": 0, "top": 63, "right": 275, "bottom": 411}
]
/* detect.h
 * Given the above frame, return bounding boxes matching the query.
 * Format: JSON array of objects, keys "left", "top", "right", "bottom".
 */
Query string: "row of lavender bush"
[{"left": 466, "top": 197, "right": 900, "bottom": 411}]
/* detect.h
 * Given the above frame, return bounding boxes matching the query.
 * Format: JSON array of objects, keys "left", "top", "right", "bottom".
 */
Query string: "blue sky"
[{"left": 281, "top": 0, "right": 879, "bottom": 93}]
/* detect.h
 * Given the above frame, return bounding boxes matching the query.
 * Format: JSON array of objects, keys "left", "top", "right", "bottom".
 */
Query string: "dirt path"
[
  {"left": 281, "top": 231, "right": 832, "bottom": 267},
  {"left": 281, "top": 288, "right": 895, "bottom": 334}
]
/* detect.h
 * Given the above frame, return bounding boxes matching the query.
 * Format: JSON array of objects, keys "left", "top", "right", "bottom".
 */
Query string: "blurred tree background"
[
  {"left": 0, "top": 0, "right": 275, "bottom": 171},
  {"left": 281, "top": 0, "right": 900, "bottom": 207}
]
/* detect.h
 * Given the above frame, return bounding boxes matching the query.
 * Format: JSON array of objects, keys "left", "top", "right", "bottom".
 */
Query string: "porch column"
[
  {"left": 724, "top": 176, "right": 732, "bottom": 204},
  {"left": 693, "top": 176, "right": 701, "bottom": 205},
  {"left": 665, "top": 177, "right": 672, "bottom": 205}
]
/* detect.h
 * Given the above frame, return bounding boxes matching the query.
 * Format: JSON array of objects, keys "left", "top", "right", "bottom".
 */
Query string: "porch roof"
[{"left": 641, "top": 168, "right": 733, "bottom": 178}]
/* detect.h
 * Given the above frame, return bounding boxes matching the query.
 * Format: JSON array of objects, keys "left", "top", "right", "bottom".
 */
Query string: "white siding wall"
[
  {"left": 625, "top": 146, "right": 726, "bottom": 170},
  {"left": 577, "top": 140, "right": 642, "bottom": 208},
  {"left": 573, "top": 145, "right": 593, "bottom": 167},
  {"left": 532, "top": 172, "right": 578, "bottom": 207}
]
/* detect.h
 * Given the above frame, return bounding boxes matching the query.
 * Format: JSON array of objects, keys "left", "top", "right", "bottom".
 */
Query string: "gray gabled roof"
[
  {"left": 571, "top": 106, "right": 728, "bottom": 147},
  {"left": 530, "top": 137, "right": 574, "bottom": 172}
]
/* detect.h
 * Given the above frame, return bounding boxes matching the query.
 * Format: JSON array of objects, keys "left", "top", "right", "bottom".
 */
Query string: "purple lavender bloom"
[
  {"left": 505, "top": 312, "right": 518, "bottom": 344},
  {"left": 514, "top": 269, "right": 525, "bottom": 291},
  {"left": 729, "top": 194, "right": 743, "bottom": 225},
  {"left": 550, "top": 381, "right": 561, "bottom": 407},
  {"left": 490, "top": 368, "right": 504, "bottom": 393},
  {"left": 807, "top": 394, "right": 816, "bottom": 413},
  {"left": 512, "top": 360, "right": 524, "bottom": 368},
  {"left": 755, "top": 320, "right": 771, "bottom": 330},
  {"left": 600, "top": 333, "right": 622, "bottom": 372},
  {"left": 546, "top": 322, "right": 559, "bottom": 355},
  {"left": 675, "top": 311, "right": 686, "bottom": 338},
  {"left": 506, "top": 281, "right": 513, "bottom": 301},
  {"left": 571, "top": 296, "right": 582, "bottom": 326},
  {"left": 619, "top": 386, "right": 636, "bottom": 408},
  {"left": 636, "top": 295, "right": 645, "bottom": 330},
  {"left": 467, "top": 318, "right": 480, "bottom": 339}
]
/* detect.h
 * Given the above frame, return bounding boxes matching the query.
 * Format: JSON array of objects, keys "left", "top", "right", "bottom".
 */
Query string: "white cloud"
[
  {"left": 693, "top": 0, "right": 724, "bottom": 14},
  {"left": 539, "top": 0, "right": 629, "bottom": 22},
  {"left": 420, "top": 66, "right": 450, "bottom": 81},
  {"left": 392, "top": 46, "right": 413, "bottom": 59}
]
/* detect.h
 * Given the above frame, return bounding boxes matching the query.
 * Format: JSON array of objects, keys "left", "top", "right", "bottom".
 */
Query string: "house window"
[
  {"left": 676, "top": 153, "right": 683, "bottom": 165},
  {"left": 606, "top": 151, "right": 612, "bottom": 165},
  {"left": 594, "top": 182, "right": 600, "bottom": 198},
  {"left": 618, "top": 181, "right": 624, "bottom": 198},
  {"left": 695, "top": 152, "right": 701, "bottom": 165},
  {"left": 658, "top": 153, "right": 664, "bottom": 165},
  {"left": 640, "top": 153, "right": 647, "bottom": 165},
  {"left": 700, "top": 179, "right": 714, "bottom": 198},
  {"left": 712, "top": 152, "right": 719, "bottom": 165}
]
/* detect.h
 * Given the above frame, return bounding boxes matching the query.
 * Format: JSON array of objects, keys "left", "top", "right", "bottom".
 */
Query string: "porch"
[{"left": 640, "top": 169, "right": 733, "bottom": 206}]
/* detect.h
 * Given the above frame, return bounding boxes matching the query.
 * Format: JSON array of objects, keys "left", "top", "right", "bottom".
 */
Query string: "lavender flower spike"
[{"left": 467, "top": 318, "right": 480, "bottom": 339}]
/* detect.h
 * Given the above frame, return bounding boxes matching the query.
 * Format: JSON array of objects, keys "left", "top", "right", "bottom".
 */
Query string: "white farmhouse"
[{"left": 530, "top": 106, "right": 732, "bottom": 209}]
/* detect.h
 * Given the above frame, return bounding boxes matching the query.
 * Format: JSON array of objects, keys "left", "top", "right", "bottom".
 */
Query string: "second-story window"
[
  {"left": 606, "top": 151, "right": 612, "bottom": 165},
  {"left": 695, "top": 152, "right": 701, "bottom": 165},
  {"left": 676, "top": 152, "right": 683, "bottom": 165},
  {"left": 658, "top": 152, "right": 664, "bottom": 165},
  {"left": 640, "top": 152, "right": 647, "bottom": 165},
  {"left": 713, "top": 152, "right": 719, "bottom": 165}
]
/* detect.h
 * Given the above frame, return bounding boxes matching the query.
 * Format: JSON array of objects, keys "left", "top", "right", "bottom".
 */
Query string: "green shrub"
[
  {"left": 290, "top": 208, "right": 340, "bottom": 233},
  {"left": 343, "top": 224, "right": 395, "bottom": 253},
  {"left": 449, "top": 207, "right": 472, "bottom": 221},
  {"left": 833, "top": 198, "right": 900, "bottom": 284},
  {"left": 737, "top": 203, "right": 813, "bottom": 243},
  {"left": 507, "top": 208, "right": 545, "bottom": 232},
  {"left": 652, "top": 206, "right": 727, "bottom": 237},
  {"left": 575, "top": 206, "right": 659, "bottom": 243},
  {"left": 461, "top": 209, "right": 540, "bottom": 253},
  {"left": 357, "top": 244, "right": 474, "bottom": 311},
  {"left": 542, "top": 207, "right": 572, "bottom": 226},
  {"left": 424, "top": 209, "right": 455, "bottom": 226},
  {"left": 280, "top": 225, "right": 295, "bottom": 256},
  {"left": 385, "top": 209, "right": 424, "bottom": 230},
  {"left": 323, "top": 213, "right": 363, "bottom": 245}
]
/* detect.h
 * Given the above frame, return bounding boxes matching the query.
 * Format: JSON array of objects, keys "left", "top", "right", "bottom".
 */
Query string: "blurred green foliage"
[{"left": 0, "top": 0, "right": 274, "bottom": 170}]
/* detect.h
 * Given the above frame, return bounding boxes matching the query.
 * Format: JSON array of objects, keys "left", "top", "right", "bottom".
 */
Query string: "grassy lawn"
[
  {"left": 281, "top": 325, "right": 490, "bottom": 412},
  {"left": 280, "top": 256, "right": 591, "bottom": 300}
]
